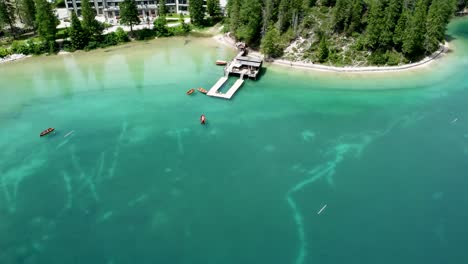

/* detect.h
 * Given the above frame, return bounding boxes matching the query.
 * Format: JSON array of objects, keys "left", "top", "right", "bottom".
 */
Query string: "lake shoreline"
[{"left": 213, "top": 33, "right": 450, "bottom": 74}]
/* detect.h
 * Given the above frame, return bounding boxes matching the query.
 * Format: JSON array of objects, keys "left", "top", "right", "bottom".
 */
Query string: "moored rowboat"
[
  {"left": 216, "top": 60, "right": 227, "bottom": 66},
  {"left": 40, "top": 128, "right": 55, "bottom": 137},
  {"left": 198, "top": 87, "right": 208, "bottom": 94},
  {"left": 186, "top": 88, "right": 195, "bottom": 95},
  {"left": 200, "top": 115, "right": 206, "bottom": 124}
]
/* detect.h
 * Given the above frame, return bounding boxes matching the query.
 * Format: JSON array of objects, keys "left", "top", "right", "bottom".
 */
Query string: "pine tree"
[
  {"left": 0, "top": 0, "right": 16, "bottom": 36},
  {"left": 380, "top": 0, "right": 401, "bottom": 48},
  {"left": 178, "top": 13, "right": 190, "bottom": 34},
  {"left": 303, "top": 0, "right": 314, "bottom": 9},
  {"left": 159, "top": 0, "right": 167, "bottom": 16},
  {"left": 153, "top": 16, "right": 169, "bottom": 36},
  {"left": 69, "top": 11, "right": 87, "bottom": 50},
  {"left": 262, "top": 0, "right": 274, "bottom": 36},
  {"left": 19, "top": 0, "right": 36, "bottom": 29},
  {"left": 333, "top": 0, "right": 350, "bottom": 32},
  {"left": 277, "top": 0, "right": 290, "bottom": 33},
  {"left": 318, "top": 36, "right": 329, "bottom": 62},
  {"left": 403, "top": 0, "right": 429, "bottom": 57},
  {"left": 321, "top": 0, "right": 336, "bottom": 7},
  {"left": 119, "top": 0, "right": 140, "bottom": 33},
  {"left": 393, "top": 9, "right": 408, "bottom": 49},
  {"left": 228, "top": 0, "right": 240, "bottom": 33},
  {"left": 348, "top": 0, "right": 363, "bottom": 34},
  {"left": 35, "top": 0, "right": 59, "bottom": 47},
  {"left": 189, "top": 0, "right": 204, "bottom": 26},
  {"left": 261, "top": 26, "right": 283, "bottom": 58},
  {"left": 424, "top": 0, "right": 456, "bottom": 53},
  {"left": 207, "top": 0, "right": 220, "bottom": 17},
  {"left": 290, "top": 0, "right": 303, "bottom": 35},
  {"left": 366, "top": 0, "right": 385, "bottom": 49},
  {"left": 81, "top": 0, "right": 102, "bottom": 41},
  {"left": 237, "top": 0, "right": 263, "bottom": 45}
]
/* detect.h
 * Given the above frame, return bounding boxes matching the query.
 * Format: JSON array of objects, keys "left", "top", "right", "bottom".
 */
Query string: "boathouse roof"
[{"left": 236, "top": 56, "right": 263, "bottom": 68}]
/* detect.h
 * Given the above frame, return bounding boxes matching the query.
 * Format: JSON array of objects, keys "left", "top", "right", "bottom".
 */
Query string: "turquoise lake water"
[{"left": 1, "top": 18, "right": 468, "bottom": 264}]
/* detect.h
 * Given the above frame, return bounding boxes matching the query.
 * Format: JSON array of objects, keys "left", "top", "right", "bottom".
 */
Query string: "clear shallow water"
[{"left": 1, "top": 19, "right": 468, "bottom": 264}]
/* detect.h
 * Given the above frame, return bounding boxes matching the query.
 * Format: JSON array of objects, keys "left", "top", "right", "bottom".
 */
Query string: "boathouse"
[
  {"left": 206, "top": 41, "right": 263, "bottom": 100},
  {"left": 225, "top": 56, "right": 263, "bottom": 80}
]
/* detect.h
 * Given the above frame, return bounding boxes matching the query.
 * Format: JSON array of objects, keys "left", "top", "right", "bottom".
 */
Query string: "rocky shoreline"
[
  {"left": 213, "top": 33, "right": 450, "bottom": 73},
  {"left": 0, "top": 54, "right": 30, "bottom": 64}
]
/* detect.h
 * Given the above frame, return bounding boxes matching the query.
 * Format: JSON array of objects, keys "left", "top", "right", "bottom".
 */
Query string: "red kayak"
[
  {"left": 200, "top": 115, "right": 206, "bottom": 125},
  {"left": 40, "top": 128, "right": 55, "bottom": 137}
]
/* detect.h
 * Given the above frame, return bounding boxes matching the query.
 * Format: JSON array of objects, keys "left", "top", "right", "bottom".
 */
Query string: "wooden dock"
[
  {"left": 207, "top": 76, "right": 228, "bottom": 97},
  {"left": 206, "top": 42, "right": 262, "bottom": 100},
  {"left": 207, "top": 72, "right": 246, "bottom": 100}
]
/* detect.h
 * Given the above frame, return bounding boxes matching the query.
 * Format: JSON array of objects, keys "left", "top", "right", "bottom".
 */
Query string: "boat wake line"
[
  {"left": 285, "top": 114, "right": 412, "bottom": 264},
  {"left": 285, "top": 137, "right": 371, "bottom": 264}
]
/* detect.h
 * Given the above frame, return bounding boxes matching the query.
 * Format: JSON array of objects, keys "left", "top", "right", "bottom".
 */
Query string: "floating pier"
[
  {"left": 207, "top": 74, "right": 246, "bottom": 100},
  {"left": 207, "top": 43, "right": 263, "bottom": 100}
]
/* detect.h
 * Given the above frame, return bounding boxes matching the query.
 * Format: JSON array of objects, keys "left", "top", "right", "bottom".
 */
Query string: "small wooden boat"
[
  {"left": 198, "top": 87, "right": 208, "bottom": 94},
  {"left": 40, "top": 128, "right": 55, "bottom": 137},
  {"left": 200, "top": 115, "right": 206, "bottom": 125},
  {"left": 216, "top": 60, "right": 227, "bottom": 66},
  {"left": 186, "top": 88, "right": 195, "bottom": 95}
]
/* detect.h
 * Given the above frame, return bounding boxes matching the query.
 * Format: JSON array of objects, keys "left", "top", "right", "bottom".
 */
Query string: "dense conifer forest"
[{"left": 226, "top": 0, "right": 468, "bottom": 66}]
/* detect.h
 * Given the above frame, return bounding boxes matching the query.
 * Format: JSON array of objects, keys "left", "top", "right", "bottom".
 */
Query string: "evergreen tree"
[
  {"left": 424, "top": 0, "right": 456, "bottom": 53},
  {"left": 153, "top": 16, "right": 169, "bottom": 36},
  {"left": 423, "top": 0, "right": 443, "bottom": 53},
  {"left": 365, "top": 0, "right": 385, "bottom": 49},
  {"left": 321, "top": 0, "right": 336, "bottom": 7},
  {"left": 403, "top": 0, "right": 429, "bottom": 57},
  {"left": 261, "top": 26, "right": 283, "bottom": 58},
  {"left": 380, "top": 0, "right": 401, "bottom": 48},
  {"left": 228, "top": 0, "right": 240, "bottom": 33},
  {"left": 119, "top": 0, "right": 140, "bottom": 33},
  {"left": 303, "top": 0, "right": 315, "bottom": 9},
  {"left": 0, "top": 0, "right": 16, "bottom": 36},
  {"left": 159, "top": 0, "right": 167, "bottom": 16},
  {"left": 290, "top": 0, "right": 304, "bottom": 35},
  {"left": 19, "top": 0, "right": 36, "bottom": 29},
  {"left": 237, "top": 0, "right": 262, "bottom": 45},
  {"left": 207, "top": 0, "right": 220, "bottom": 17},
  {"left": 262, "top": 0, "right": 274, "bottom": 36},
  {"left": 178, "top": 13, "right": 191, "bottom": 34},
  {"left": 35, "top": 0, "right": 59, "bottom": 48},
  {"left": 348, "top": 0, "right": 363, "bottom": 34},
  {"left": 81, "top": 0, "right": 102, "bottom": 41},
  {"left": 332, "top": 0, "right": 350, "bottom": 32},
  {"left": 189, "top": 0, "right": 204, "bottom": 26},
  {"left": 393, "top": 9, "right": 408, "bottom": 48},
  {"left": 318, "top": 36, "right": 329, "bottom": 62},
  {"left": 69, "top": 11, "right": 87, "bottom": 49},
  {"left": 277, "top": 0, "right": 290, "bottom": 33}
]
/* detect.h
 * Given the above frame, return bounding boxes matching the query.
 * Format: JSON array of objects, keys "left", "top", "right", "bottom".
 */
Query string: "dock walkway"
[{"left": 207, "top": 71, "right": 247, "bottom": 100}]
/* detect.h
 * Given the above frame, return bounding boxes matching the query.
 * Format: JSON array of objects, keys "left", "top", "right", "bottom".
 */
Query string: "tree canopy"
[
  {"left": 19, "top": 0, "right": 36, "bottom": 29},
  {"left": 69, "top": 11, "right": 87, "bottom": 49},
  {"left": 0, "top": 0, "right": 16, "bottom": 35},
  {"left": 81, "top": 0, "right": 103, "bottom": 40},
  {"left": 159, "top": 0, "right": 167, "bottom": 16},
  {"left": 189, "top": 0, "right": 204, "bottom": 26},
  {"left": 35, "top": 0, "right": 59, "bottom": 45},
  {"left": 119, "top": 0, "right": 140, "bottom": 32},
  {"left": 207, "top": 0, "right": 221, "bottom": 17},
  {"left": 226, "top": 0, "right": 458, "bottom": 63}
]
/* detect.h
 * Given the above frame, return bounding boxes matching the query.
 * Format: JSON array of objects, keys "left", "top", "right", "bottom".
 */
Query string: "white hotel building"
[{"left": 65, "top": 0, "right": 227, "bottom": 22}]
